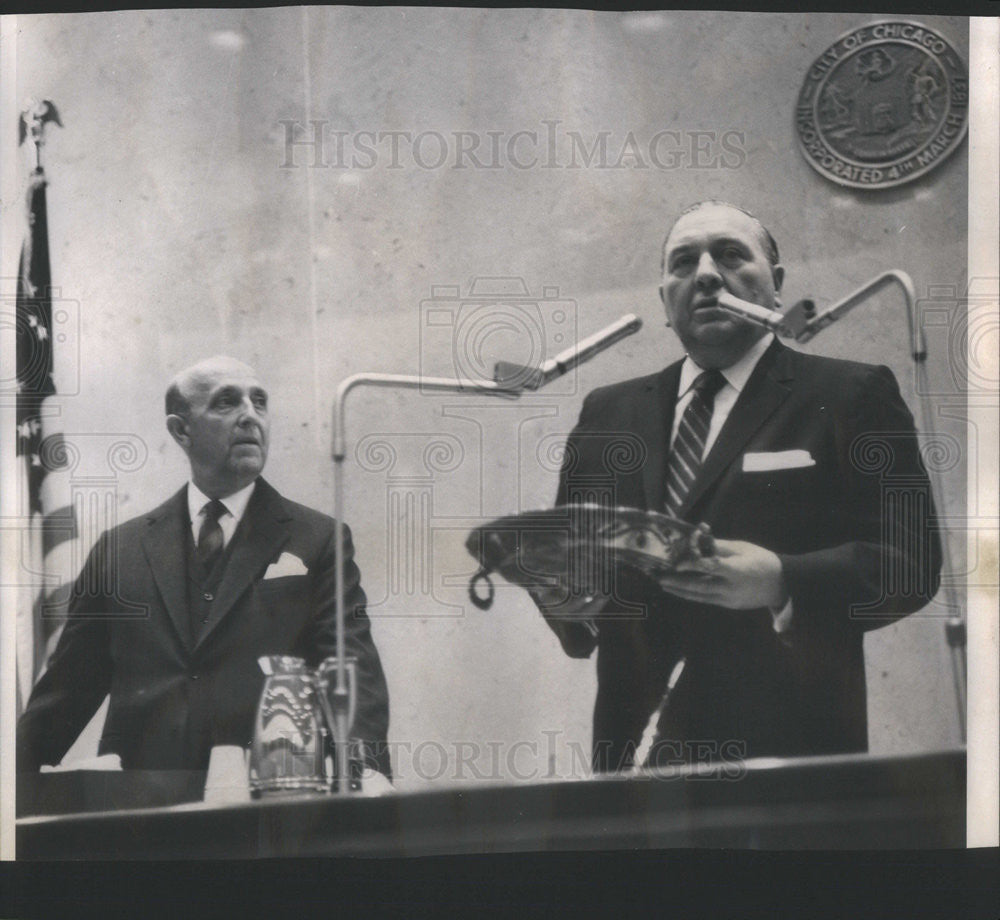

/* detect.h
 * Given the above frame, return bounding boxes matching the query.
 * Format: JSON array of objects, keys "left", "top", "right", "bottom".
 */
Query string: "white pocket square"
[
  {"left": 742, "top": 450, "right": 816, "bottom": 472},
  {"left": 263, "top": 552, "right": 308, "bottom": 579}
]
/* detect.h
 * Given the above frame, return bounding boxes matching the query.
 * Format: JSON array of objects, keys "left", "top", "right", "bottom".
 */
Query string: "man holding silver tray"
[{"left": 527, "top": 201, "right": 941, "bottom": 772}]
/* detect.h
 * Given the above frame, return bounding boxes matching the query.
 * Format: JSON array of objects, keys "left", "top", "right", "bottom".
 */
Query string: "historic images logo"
[{"left": 795, "top": 21, "right": 968, "bottom": 189}]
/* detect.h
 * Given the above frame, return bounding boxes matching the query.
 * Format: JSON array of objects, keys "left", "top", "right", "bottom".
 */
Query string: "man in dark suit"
[
  {"left": 18, "top": 356, "right": 391, "bottom": 776},
  {"left": 535, "top": 201, "right": 941, "bottom": 772}
]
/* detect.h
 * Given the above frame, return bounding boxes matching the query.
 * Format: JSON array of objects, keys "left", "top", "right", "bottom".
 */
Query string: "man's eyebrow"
[
  {"left": 668, "top": 235, "right": 750, "bottom": 251},
  {"left": 209, "top": 384, "right": 242, "bottom": 403}
]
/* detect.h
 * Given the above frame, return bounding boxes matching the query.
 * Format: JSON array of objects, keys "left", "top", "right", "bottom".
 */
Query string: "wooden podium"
[{"left": 17, "top": 748, "right": 964, "bottom": 857}]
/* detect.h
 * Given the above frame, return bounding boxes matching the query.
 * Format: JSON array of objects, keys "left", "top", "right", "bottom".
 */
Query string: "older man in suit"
[
  {"left": 18, "top": 356, "right": 390, "bottom": 776},
  {"left": 535, "top": 201, "right": 941, "bottom": 772}
]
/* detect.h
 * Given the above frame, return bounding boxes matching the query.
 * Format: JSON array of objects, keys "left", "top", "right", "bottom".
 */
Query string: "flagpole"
[{"left": 15, "top": 100, "right": 63, "bottom": 708}]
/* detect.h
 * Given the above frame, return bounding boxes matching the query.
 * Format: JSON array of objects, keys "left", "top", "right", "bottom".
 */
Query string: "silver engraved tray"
[{"left": 464, "top": 504, "right": 714, "bottom": 610}]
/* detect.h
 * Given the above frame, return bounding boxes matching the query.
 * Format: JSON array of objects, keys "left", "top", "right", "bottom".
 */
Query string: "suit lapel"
[
  {"left": 679, "top": 340, "right": 794, "bottom": 518},
  {"left": 141, "top": 488, "right": 193, "bottom": 651},
  {"left": 195, "top": 479, "right": 291, "bottom": 650},
  {"left": 640, "top": 363, "right": 681, "bottom": 512}
]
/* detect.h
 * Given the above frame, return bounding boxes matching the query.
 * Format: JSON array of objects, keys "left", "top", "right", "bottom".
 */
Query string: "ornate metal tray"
[{"left": 465, "top": 504, "right": 714, "bottom": 610}]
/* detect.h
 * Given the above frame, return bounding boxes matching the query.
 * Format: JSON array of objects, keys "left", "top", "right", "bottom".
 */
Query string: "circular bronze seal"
[{"left": 795, "top": 21, "right": 968, "bottom": 189}]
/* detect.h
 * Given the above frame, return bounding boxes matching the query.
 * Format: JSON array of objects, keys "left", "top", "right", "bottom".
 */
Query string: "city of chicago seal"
[{"left": 796, "top": 21, "right": 967, "bottom": 189}]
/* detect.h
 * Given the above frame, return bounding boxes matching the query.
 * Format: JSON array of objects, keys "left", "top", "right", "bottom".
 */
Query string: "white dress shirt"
[
  {"left": 187, "top": 480, "right": 257, "bottom": 550},
  {"left": 670, "top": 332, "right": 775, "bottom": 455}
]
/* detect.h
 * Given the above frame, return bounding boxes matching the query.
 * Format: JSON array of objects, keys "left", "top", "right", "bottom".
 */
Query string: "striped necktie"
[{"left": 665, "top": 369, "right": 726, "bottom": 517}]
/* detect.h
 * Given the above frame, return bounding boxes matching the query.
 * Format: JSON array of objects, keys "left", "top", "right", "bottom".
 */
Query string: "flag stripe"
[
  {"left": 41, "top": 504, "right": 77, "bottom": 556},
  {"left": 16, "top": 164, "right": 78, "bottom": 712}
]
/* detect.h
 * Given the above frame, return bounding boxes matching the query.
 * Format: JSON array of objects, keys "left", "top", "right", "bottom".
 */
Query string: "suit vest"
[{"left": 185, "top": 526, "right": 240, "bottom": 645}]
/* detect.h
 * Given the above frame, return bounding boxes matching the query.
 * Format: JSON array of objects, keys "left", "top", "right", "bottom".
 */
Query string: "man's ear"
[
  {"left": 772, "top": 264, "right": 785, "bottom": 294},
  {"left": 658, "top": 284, "right": 673, "bottom": 327},
  {"left": 166, "top": 414, "right": 190, "bottom": 452}
]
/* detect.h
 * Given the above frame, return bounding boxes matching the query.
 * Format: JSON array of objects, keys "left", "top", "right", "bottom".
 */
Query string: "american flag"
[{"left": 15, "top": 165, "right": 76, "bottom": 711}]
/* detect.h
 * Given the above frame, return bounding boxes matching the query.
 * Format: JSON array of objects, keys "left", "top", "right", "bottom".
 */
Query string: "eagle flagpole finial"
[{"left": 18, "top": 99, "right": 62, "bottom": 171}]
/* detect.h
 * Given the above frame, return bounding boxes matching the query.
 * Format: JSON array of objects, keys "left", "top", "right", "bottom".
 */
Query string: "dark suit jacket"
[
  {"left": 547, "top": 340, "right": 941, "bottom": 771},
  {"left": 17, "top": 478, "right": 391, "bottom": 775}
]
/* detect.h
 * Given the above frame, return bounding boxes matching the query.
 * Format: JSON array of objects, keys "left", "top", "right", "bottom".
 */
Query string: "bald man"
[
  {"left": 18, "top": 356, "right": 390, "bottom": 776},
  {"left": 535, "top": 202, "right": 941, "bottom": 771}
]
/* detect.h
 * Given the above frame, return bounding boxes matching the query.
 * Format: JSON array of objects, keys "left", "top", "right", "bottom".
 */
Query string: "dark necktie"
[
  {"left": 197, "top": 499, "right": 228, "bottom": 571},
  {"left": 665, "top": 369, "right": 727, "bottom": 517}
]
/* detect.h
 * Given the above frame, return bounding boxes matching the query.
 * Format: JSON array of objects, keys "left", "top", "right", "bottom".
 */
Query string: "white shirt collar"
[
  {"left": 187, "top": 479, "right": 257, "bottom": 527},
  {"left": 678, "top": 332, "right": 775, "bottom": 399}
]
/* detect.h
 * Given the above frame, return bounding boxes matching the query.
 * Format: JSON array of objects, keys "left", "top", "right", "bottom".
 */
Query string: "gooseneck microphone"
[
  {"left": 716, "top": 270, "right": 926, "bottom": 360},
  {"left": 718, "top": 270, "right": 965, "bottom": 742},
  {"left": 493, "top": 314, "right": 643, "bottom": 390}
]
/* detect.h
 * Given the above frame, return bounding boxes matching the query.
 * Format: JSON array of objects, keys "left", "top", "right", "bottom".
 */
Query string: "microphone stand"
[
  {"left": 718, "top": 272, "right": 967, "bottom": 741},
  {"left": 329, "top": 374, "right": 519, "bottom": 792},
  {"left": 327, "top": 314, "right": 643, "bottom": 791}
]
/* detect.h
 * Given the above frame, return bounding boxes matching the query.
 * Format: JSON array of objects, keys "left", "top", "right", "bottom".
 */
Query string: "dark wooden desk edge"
[{"left": 16, "top": 748, "right": 967, "bottom": 857}]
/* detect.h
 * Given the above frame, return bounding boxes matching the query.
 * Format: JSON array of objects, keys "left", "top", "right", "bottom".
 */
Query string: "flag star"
[
  {"left": 18, "top": 421, "right": 32, "bottom": 438},
  {"left": 36, "top": 325, "right": 48, "bottom": 341},
  {"left": 28, "top": 314, "right": 38, "bottom": 327},
  {"left": 31, "top": 454, "right": 42, "bottom": 467}
]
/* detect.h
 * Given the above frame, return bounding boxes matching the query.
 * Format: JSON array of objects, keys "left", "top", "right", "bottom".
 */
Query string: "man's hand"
[{"left": 656, "top": 539, "right": 788, "bottom": 610}]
